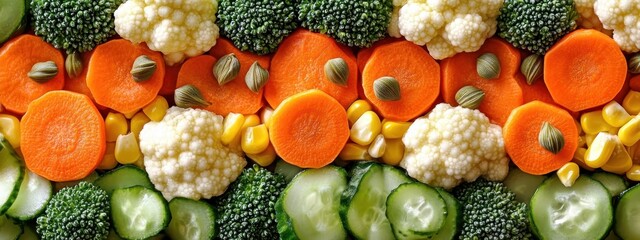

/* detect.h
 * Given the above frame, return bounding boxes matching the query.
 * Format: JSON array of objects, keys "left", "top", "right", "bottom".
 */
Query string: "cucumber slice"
[
  {"left": 340, "top": 163, "right": 413, "bottom": 240},
  {"left": 276, "top": 166, "right": 348, "bottom": 240},
  {"left": 17, "top": 225, "right": 37, "bottom": 240},
  {"left": 166, "top": 197, "right": 216, "bottom": 240},
  {"left": 111, "top": 186, "right": 170, "bottom": 240},
  {"left": 431, "top": 188, "right": 461, "bottom": 240},
  {"left": 0, "top": 214, "right": 23, "bottom": 240},
  {"left": 386, "top": 182, "right": 447, "bottom": 239},
  {"left": 94, "top": 165, "right": 154, "bottom": 195},
  {"left": 591, "top": 172, "right": 628, "bottom": 197},
  {"left": 6, "top": 168, "right": 52, "bottom": 220},
  {"left": 275, "top": 159, "right": 303, "bottom": 182},
  {"left": 0, "top": 0, "right": 27, "bottom": 44},
  {"left": 530, "top": 175, "right": 612, "bottom": 240},
  {"left": 0, "top": 135, "right": 24, "bottom": 215},
  {"left": 503, "top": 167, "right": 547, "bottom": 203},
  {"left": 614, "top": 184, "right": 640, "bottom": 239}
]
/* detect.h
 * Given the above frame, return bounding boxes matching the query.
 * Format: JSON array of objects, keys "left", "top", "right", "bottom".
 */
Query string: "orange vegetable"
[
  {"left": 362, "top": 40, "right": 440, "bottom": 121},
  {"left": 86, "top": 39, "right": 165, "bottom": 113},
  {"left": 64, "top": 51, "right": 95, "bottom": 98},
  {"left": 20, "top": 91, "right": 106, "bottom": 181},
  {"left": 0, "top": 34, "right": 64, "bottom": 114},
  {"left": 515, "top": 73, "right": 555, "bottom": 104},
  {"left": 544, "top": 29, "right": 627, "bottom": 112},
  {"left": 357, "top": 37, "right": 401, "bottom": 73},
  {"left": 630, "top": 75, "right": 640, "bottom": 92},
  {"left": 269, "top": 90, "right": 349, "bottom": 168},
  {"left": 504, "top": 101, "right": 579, "bottom": 175},
  {"left": 441, "top": 38, "right": 523, "bottom": 126},
  {"left": 158, "top": 62, "right": 182, "bottom": 96},
  {"left": 265, "top": 29, "right": 358, "bottom": 108}
]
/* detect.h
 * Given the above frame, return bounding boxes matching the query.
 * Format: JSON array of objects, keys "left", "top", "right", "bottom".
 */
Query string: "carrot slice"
[
  {"left": 158, "top": 62, "right": 182, "bottom": 96},
  {"left": 544, "top": 29, "right": 627, "bottom": 112},
  {"left": 441, "top": 38, "right": 523, "bottom": 126},
  {"left": 64, "top": 51, "right": 94, "bottom": 98},
  {"left": 265, "top": 29, "right": 358, "bottom": 108},
  {"left": 504, "top": 101, "right": 579, "bottom": 175},
  {"left": 0, "top": 34, "right": 64, "bottom": 114},
  {"left": 630, "top": 75, "right": 640, "bottom": 92},
  {"left": 357, "top": 37, "right": 401, "bottom": 73},
  {"left": 86, "top": 39, "right": 165, "bottom": 113},
  {"left": 515, "top": 73, "right": 555, "bottom": 104},
  {"left": 362, "top": 40, "right": 440, "bottom": 121},
  {"left": 269, "top": 89, "right": 349, "bottom": 168},
  {"left": 21, "top": 90, "right": 106, "bottom": 181}
]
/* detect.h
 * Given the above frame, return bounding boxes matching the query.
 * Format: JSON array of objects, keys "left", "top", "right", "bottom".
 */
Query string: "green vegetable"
[
  {"left": 0, "top": 0, "right": 28, "bottom": 45},
  {"left": 298, "top": 0, "right": 393, "bottom": 48},
  {"left": 217, "top": 0, "right": 298, "bottom": 55},
  {"left": 36, "top": 181, "right": 110, "bottom": 240},
  {"left": 497, "top": 0, "right": 578, "bottom": 55}
]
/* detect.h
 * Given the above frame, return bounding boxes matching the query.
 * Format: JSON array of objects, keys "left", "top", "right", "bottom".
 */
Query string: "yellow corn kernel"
[
  {"left": 260, "top": 107, "right": 274, "bottom": 127},
  {"left": 347, "top": 100, "right": 372, "bottom": 126},
  {"left": 115, "top": 133, "right": 142, "bottom": 164},
  {"left": 577, "top": 136, "right": 586, "bottom": 148},
  {"left": 602, "top": 140, "right": 633, "bottom": 174},
  {"left": 123, "top": 110, "right": 139, "bottom": 119},
  {"left": 382, "top": 121, "right": 412, "bottom": 139},
  {"left": 626, "top": 164, "right": 640, "bottom": 181},
  {"left": 130, "top": 112, "right": 151, "bottom": 139},
  {"left": 623, "top": 90, "right": 640, "bottom": 115},
  {"left": 608, "top": 127, "right": 620, "bottom": 135},
  {"left": 350, "top": 111, "right": 381, "bottom": 146},
  {"left": 98, "top": 142, "right": 118, "bottom": 170},
  {"left": 241, "top": 124, "right": 270, "bottom": 154},
  {"left": 105, "top": 112, "right": 128, "bottom": 142},
  {"left": 581, "top": 111, "right": 614, "bottom": 135},
  {"left": 382, "top": 139, "right": 405, "bottom": 166},
  {"left": 572, "top": 147, "right": 595, "bottom": 171},
  {"left": 619, "top": 115, "right": 640, "bottom": 146},
  {"left": 339, "top": 142, "right": 371, "bottom": 161},
  {"left": 584, "top": 132, "right": 618, "bottom": 168},
  {"left": 221, "top": 113, "right": 245, "bottom": 145},
  {"left": 243, "top": 115, "right": 261, "bottom": 129},
  {"left": 602, "top": 101, "right": 632, "bottom": 127},
  {"left": 0, "top": 114, "right": 20, "bottom": 149},
  {"left": 368, "top": 134, "right": 386, "bottom": 158},
  {"left": 247, "top": 144, "right": 276, "bottom": 167},
  {"left": 585, "top": 134, "right": 596, "bottom": 147},
  {"left": 142, "top": 96, "right": 169, "bottom": 122},
  {"left": 557, "top": 162, "right": 580, "bottom": 187},
  {"left": 629, "top": 143, "right": 640, "bottom": 164}
]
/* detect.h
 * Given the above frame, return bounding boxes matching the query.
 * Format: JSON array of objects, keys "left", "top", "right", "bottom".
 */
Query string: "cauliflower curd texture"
[
  {"left": 139, "top": 107, "right": 246, "bottom": 200},
  {"left": 594, "top": 0, "right": 640, "bottom": 53},
  {"left": 400, "top": 103, "right": 509, "bottom": 189}
]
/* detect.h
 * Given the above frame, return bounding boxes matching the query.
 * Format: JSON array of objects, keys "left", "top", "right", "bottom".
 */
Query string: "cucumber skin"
[
  {"left": 6, "top": 175, "right": 53, "bottom": 221},
  {"left": 339, "top": 162, "right": 378, "bottom": 239},
  {"left": 94, "top": 165, "right": 154, "bottom": 195},
  {"left": 432, "top": 188, "right": 462, "bottom": 240},
  {"left": 386, "top": 183, "right": 447, "bottom": 239},
  {"left": 111, "top": 186, "right": 171, "bottom": 240},
  {"left": 167, "top": 197, "right": 217, "bottom": 240},
  {"left": 0, "top": 137, "right": 25, "bottom": 216},
  {"left": 614, "top": 184, "right": 640, "bottom": 239}
]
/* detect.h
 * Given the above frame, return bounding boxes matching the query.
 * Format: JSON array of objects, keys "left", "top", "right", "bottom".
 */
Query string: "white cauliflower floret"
[
  {"left": 139, "top": 107, "right": 246, "bottom": 200},
  {"left": 594, "top": 0, "right": 640, "bottom": 52},
  {"left": 388, "top": 0, "right": 408, "bottom": 37},
  {"left": 574, "top": 0, "right": 613, "bottom": 35},
  {"left": 400, "top": 103, "right": 509, "bottom": 189},
  {"left": 114, "top": 0, "right": 220, "bottom": 65},
  {"left": 397, "top": 0, "right": 502, "bottom": 59}
]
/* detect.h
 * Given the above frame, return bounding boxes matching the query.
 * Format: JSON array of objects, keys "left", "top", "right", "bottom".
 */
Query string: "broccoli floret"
[
  {"left": 453, "top": 179, "right": 533, "bottom": 240},
  {"left": 30, "top": 0, "right": 122, "bottom": 54},
  {"left": 213, "top": 164, "right": 286, "bottom": 240},
  {"left": 217, "top": 0, "right": 299, "bottom": 55},
  {"left": 497, "top": 0, "right": 578, "bottom": 54},
  {"left": 298, "top": 0, "right": 393, "bottom": 48},
  {"left": 36, "top": 182, "right": 110, "bottom": 240}
]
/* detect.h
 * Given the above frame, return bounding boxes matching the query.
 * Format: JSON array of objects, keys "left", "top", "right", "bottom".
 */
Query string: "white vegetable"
[
  {"left": 593, "top": 0, "right": 640, "bottom": 53},
  {"left": 574, "top": 0, "right": 612, "bottom": 36}
]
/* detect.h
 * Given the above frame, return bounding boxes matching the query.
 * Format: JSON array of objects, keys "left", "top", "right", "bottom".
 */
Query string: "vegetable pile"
[{"left": 1, "top": 0, "right": 640, "bottom": 239}]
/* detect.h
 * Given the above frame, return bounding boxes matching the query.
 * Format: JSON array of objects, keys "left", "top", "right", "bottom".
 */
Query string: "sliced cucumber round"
[
  {"left": 386, "top": 182, "right": 447, "bottom": 239},
  {"left": 275, "top": 159, "right": 303, "bottom": 182},
  {"left": 591, "top": 172, "right": 628, "bottom": 197},
  {"left": 111, "top": 186, "right": 170, "bottom": 240},
  {"left": 0, "top": 0, "right": 27, "bottom": 44},
  {"left": 94, "top": 165, "right": 154, "bottom": 195},
  {"left": 17, "top": 225, "right": 37, "bottom": 240},
  {"left": 0, "top": 135, "right": 24, "bottom": 215},
  {"left": 6, "top": 169, "right": 52, "bottom": 220},
  {"left": 431, "top": 188, "right": 461, "bottom": 240},
  {"left": 0, "top": 214, "right": 23, "bottom": 240},
  {"left": 166, "top": 197, "right": 216, "bottom": 240},
  {"left": 614, "top": 184, "right": 640, "bottom": 240},
  {"left": 503, "top": 167, "right": 547, "bottom": 203}
]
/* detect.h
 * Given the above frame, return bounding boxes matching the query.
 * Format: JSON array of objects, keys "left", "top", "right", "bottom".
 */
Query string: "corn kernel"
[
  {"left": 608, "top": 127, "right": 620, "bottom": 135},
  {"left": 247, "top": 144, "right": 277, "bottom": 167},
  {"left": 123, "top": 110, "right": 139, "bottom": 119},
  {"left": 584, "top": 132, "right": 618, "bottom": 168},
  {"left": 585, "top": 134, "right": 596, "bottom": 147},
  {"left": 347, "top": 100, "right": 372, "bottom": 126},
  {"left": 577, "top": 136, "right": 586, "bottom": 148},
  {"left": 221, "top": 113, "right": 245, "bottom": 145},
  {"left": 142, "top": 96, "right": 169, "bottom": 122},
  {"left": 115, "top": 132, "right": 142, "bottom": 164},
  {"left": 602, "top": 101, "right": 632, "bottom": 127},
  {"left": 260, "top": 107, "right": 274, "bottom": 127},
  {"left": 133, "top": 157, "right": 145, "bottom": 170},
  {"left": 572, "top": 147, "right": 595, "bottom": 171},
  {"left": 130, "top": 112, "right": 151, "bottom": 139},
  {"left": 0, "top": 114, "right": 20, "bottom": 149},
  {"left": 339, "top": 143, "right": 371, "bottom": 161},
  {"left": 619, "top": 115, "right": 640, "bottom": 146},
  {"left": 243, "top": 115, "right": 261, "bottom": 129},
  {"left": 382, "top": 139, "right": 405, "bottom": 166},
  {"left": 623, "top": 91, "right": 640, "bottom": 115},
  {"left": 581, "top": 111, "right": 614, "bottom": 135},
  {"left": 241, "top": 124, "right": 270, "bottom": 154},
  {"left": 626, "top": 164, "right": 640, "bottom": 181},
  {"left": 557, "top": 162, "right": 580, "bottom": 187},
  {"left": 602, "top": 140, "right": 633, "bottom": 174},
  {"left": 350, "top": 111, "right": 381, "bottom": 146},
  {"left": 105, "top": 112, "right": 128, "bottom": 142},
  {"left": 368, "top": 134, "right": 386, "bottom": 158},
  {"left": 629, "top": 143, "right": 640, "bottom": 165},
  {"left": 98, "top": 142, "right": 118, "bottom": 170},
  {"left": 382, "top": 121, "right": 412, "bottom": 139}
]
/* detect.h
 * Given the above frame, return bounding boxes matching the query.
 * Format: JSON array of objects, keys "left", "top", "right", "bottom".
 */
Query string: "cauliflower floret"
[
  {"left": 388, "top": 0, "right": 408, "bottom": 37},
  {"left": 400, "top": 103, "right": 509, "bottom": 189},
  {"left": 574, "top": 0, "right": 613, "bottom": 35},
  {"left": 139, "top": 107, "right": 246, "bottom": 200},
  {"left": 594, "top": 0, "right": 640, "bottom": 52},
  {"left": 397, "top": 0, "right": 502, "bottom": 59},
  {"left": 114, "top": 0, "right": 220, "bottom": 65}
]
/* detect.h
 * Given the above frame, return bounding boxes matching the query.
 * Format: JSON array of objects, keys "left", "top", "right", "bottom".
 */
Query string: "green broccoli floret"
[
  {"left": 217, "top": 0, "right": 299, "bottom": 55},
  {"left": 453, "top": 179, "right": 533, "bottom": 240},
  {"left": 497, "top": 0, "right": 578, "bottom": 54},
  {"left": 213, "top": 164, "right": 286, "bottom": 240},
  {"left": 30, "top": 0, "right": 122, "bottom": 54},
  {"left": 298, "top": 0, "right": 393, "bottom": 48},
  {"left": 36, "top": 181, "right": 110, "bottom": 240}
]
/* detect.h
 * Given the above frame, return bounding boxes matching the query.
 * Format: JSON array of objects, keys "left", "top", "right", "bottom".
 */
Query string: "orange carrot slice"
[
  {"left": 362, "top": 40, "right": 440, "bottom": 121},
  {"left": 265, "top": 29, "right": 358, "bottom": 108},
  {"left": 86, "top": 39, "right": 165, "bottom": 113},
  {"left": 515, "top": 73, "right": 555, "bottom": 104},
  {"left": 21, "top": 90, "right": 106, "bottom": 181},
  {"left": 357, "top": 37, "right": 401, "bottom": 73},
  {"left": 158, "top": 62, "right": 182, "bottom": 96},
  {"left": 441, "top": 37, "right": 523, "bottom": 126},
  {"left": 269, "top": 89, "right": 349, "bottom": 168},
  {"left": 544, "top": 29, "right": 627, "bottom": 112},
  {"left": 0, "top": 34, "right": 64, "bottom": 114},
  {"left": 504, "top": 101, "right": 579, "bottom": 175}
]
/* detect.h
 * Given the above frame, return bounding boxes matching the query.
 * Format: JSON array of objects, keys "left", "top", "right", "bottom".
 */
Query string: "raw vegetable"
[
  {"left": 544, "top": 29, "right": 627, "bottom": 112},
  {"left": 387, "top": 0, "right": 406, "bottom": 38},
  {"left": 0, "top": 34, "right": 64, "bottom": 114},
  {"left": 114, "top": 0, "right": 220, "bottom": 65},
  {"left": 63, "top": 51, "right": 96, "bottom": 102},
  {"left": 593, "top": 0, "right": 640, "bottom": 52},
  {"left": 0, "top": 215, "right": 23, "bottom": 240},
  {"left": 0, "top": 0, "right": 27, "bottom": 45},
  {"left": 503, "top": 167, "right": 547, "bottom": 203},
  {"left": 356, "top": 37, "right": 400, "bottom": 73},
  {"left": 362, "top": 40, "right": 440, "bottom": 121},
  {"left": 515, "top": 73, "right": 555, "bottom": 104},
  {"left": 274, "top": 159, "right": 303, "bottom": 183},
  {"left": 21, "top": 91, "right": 106, "bottom": 182},
  {"left": 0, "top": 134, "right": 24, "bottom": 216},
  {"left": 166, "top": 197, "right": 217, "bottom": 240},
  {"left": 265, "top": 29, "right": 358, "bottom": 108},
  {"left": 111, "top": 186, "right": 170, "bottom": 240},
  {"left": 159, "top": 62, "right": 182, "bottom": 96},
  {"left": 431, "top": 188, "right": 462, "bottom": 240},
  {"left": 386, "top": 182, "right": 447, "bottom": 239},
  {"left": 6, "top": 169, "right": 53, "bottom": 221},
  {"left": 138, "top": 107, "right": 246, "bottom": 200},
  {"left": 591, "top": 171, "right": 629, "bottom": 197},
  {"left": 632, "top": 75, "right": 640, "bottom": 92},
  {"left": 269, "top": 90, "right": 349, "bottom": 168},
  {"left": 93, "top": 165, "right": 154, "bottom": 195},
  {"left": 574, "top": 0, "right": 613, "bottom": 35},
  {"left": 615, "top": 184, "right": 640, "bottom": 240},
  {"left": 401, "top": 103, "right": 509, "bottom": 189}
]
